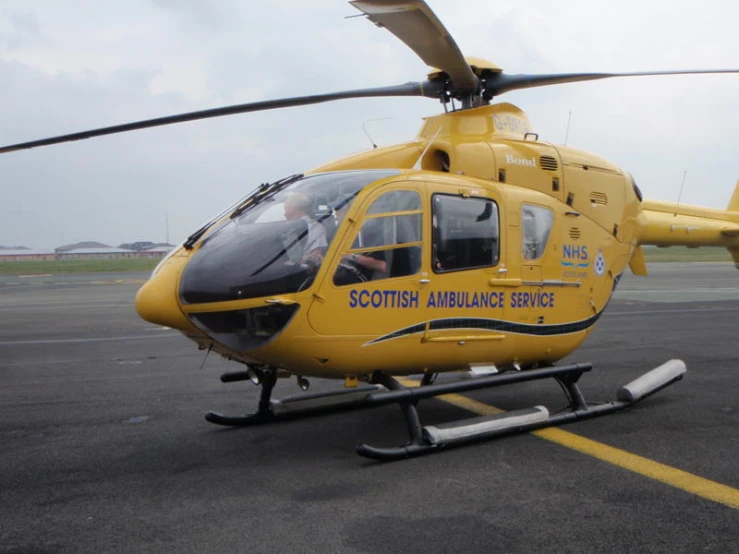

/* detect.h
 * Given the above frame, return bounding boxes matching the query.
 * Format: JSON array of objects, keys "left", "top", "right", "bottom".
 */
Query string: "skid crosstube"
[
  {"left": 204, "top": 360, "right": 686, "bottom": 461},
  {"left": 356, "top": 359, "right": 686, "bottom": 460}
]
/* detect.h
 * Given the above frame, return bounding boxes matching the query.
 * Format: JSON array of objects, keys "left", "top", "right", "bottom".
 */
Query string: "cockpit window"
[
  {"left": 333, "top": 189, "right": 423, "bottom": 286},
  {"left": 180, "top": 170, "right": 398, "bottom": 304},
  {"left": 367, "top": 190, "right": 421, "bottom": 214}
]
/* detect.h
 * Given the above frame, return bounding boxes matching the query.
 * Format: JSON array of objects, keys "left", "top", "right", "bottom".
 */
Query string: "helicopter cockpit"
[{"left": 180, "top": 169, "right": 400, "bottom": 305}]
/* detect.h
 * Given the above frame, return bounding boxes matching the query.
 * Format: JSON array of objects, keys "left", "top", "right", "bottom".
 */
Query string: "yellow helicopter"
[{"left": 2, "top": 0, "right": 739, "bottom": 460}]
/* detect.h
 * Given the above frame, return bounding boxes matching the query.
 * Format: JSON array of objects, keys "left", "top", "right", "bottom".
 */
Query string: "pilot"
[
  {"left": 333, "top": 199, "right": 387, "bottom": 284},
  {"left": 284, "top": 192, "right": 327, "bottom": 267}
]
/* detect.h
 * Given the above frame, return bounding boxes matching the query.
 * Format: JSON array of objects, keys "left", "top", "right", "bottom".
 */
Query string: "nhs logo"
[
  {"left": 563, "top": 245, "right": 588, "bottom": 260},
  {"left": 562, "top": 245, "right": 589, "bottom": 268}
]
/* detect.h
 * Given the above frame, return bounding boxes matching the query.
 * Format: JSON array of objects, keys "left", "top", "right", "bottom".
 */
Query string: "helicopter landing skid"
[
  {"left": 356, "top": 360, "right": 686, "bottom": 460},
  {"left": 204, "top": 360, "right": 685, "bottom": 459},
  {"left": 205, "top": 368, "right": 388, "bottom": 427}
]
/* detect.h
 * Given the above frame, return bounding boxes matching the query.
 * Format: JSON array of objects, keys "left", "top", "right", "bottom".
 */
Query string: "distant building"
[
  {"left": 118, "top": 241, "right": 156, "bottom": 252},
  {"left": 55, "top": 241, "right": 111, "bottom": 253},
  {"left": 0, "top": 248, "right": 56, "bottom": 262},
  {"left": 139, "top": 244, "right": 175, "bottom": 257},
  {"left": 59, "top": 247, "right": 136, "bottom": 260},
  {"left": 0, "top": 241, "right": 174, "bottom": 262}
]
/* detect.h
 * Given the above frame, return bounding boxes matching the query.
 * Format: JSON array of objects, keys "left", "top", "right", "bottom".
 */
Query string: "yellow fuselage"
[{"left": 136, "top": 103, "right": 739, "bottom": 380}]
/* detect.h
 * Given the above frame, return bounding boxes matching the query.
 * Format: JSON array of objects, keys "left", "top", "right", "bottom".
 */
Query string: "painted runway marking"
[
  {"left": 616, "top": 287, "right": 739, "bottom": 293},
  {"left": 0, "top": 299, "right": 133, "bottom": 307},
  {"left": 605, "top": 306, "right": 739, "bottom": 316},
  {"left": 0, "top": 333, "right": 180, "bottom": 346},
  {"left": 0, "top": 303, "right": 132, "bottom": 311},
  {"left": 534, "top": 428, "right": 739, "bottom": 511},
  {"left": 397, "top": 377, "right": 739, "bottom": 511},
  {"left": 613, "top": 290, "right": 739, "bottom": 303}
]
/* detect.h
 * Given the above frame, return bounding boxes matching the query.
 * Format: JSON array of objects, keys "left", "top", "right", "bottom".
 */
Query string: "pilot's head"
[{"left": 284, "top": 193, "right": 311, "bottom": 220}]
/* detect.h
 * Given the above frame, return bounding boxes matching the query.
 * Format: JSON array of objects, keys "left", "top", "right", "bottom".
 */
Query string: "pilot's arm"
[
  {"left": 344, "top": 252, "right": 387, "bottom": 273},
  {"left": 302, "top": 220, "right": 328, "bottom": 264}
]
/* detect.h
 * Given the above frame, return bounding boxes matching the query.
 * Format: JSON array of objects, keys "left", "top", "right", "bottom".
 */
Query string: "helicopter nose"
[{"left": 135, "top": 254, "right": 196, "bottom": 333}]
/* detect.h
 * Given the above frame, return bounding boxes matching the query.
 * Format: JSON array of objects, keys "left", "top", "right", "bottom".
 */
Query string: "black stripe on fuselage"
[{"left": 365, "top": 311, "right": 603, "bottom": 346}]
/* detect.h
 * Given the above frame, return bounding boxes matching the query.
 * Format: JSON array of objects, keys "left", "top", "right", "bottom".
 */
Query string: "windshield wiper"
[
  {"left": 183, "top": 173, "right": 303, "bottom": 249},
  {"left": 230, "top": 173, "right": 303, "bottom": 220}
]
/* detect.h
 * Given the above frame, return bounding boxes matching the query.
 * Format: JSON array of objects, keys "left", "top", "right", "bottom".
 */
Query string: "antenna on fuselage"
[
  {"left": 675, "top": 170, "right": 688, "bottom": 215},
  {"left": 564, "top": 110, "right": 572, "bottom": 146},
  {"left": 362, "top": 117, "right": 394, "bottom": 149}
]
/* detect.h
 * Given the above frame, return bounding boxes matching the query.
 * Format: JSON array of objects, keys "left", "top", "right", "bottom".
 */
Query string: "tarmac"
[{"left": 0, "top": 264, "right": 737, "bottom": 553}]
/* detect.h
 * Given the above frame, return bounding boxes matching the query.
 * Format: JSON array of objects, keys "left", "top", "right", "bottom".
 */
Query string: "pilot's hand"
[{"left": 299, "top": 255, "right": 322, "bottom": 272}]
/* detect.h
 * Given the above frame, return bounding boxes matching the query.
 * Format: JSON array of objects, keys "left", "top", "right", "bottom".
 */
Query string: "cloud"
[{"left": 0, "top": 0, "right": 737, "bottom": 249}]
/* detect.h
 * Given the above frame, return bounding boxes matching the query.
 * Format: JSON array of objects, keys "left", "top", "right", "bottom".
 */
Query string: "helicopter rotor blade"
[
  {"left": 487, "top": 69, "right": 739, "bottom": 97},
  {"left": 350, "top": 0, "right": 478, "bottom": 95},
  {"left": 0, "top": 81, "right": 440, "bottom": 155}
]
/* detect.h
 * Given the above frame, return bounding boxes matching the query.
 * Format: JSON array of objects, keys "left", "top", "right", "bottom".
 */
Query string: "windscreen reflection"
[{"left": 180, "top": 170, "right": 399, "bottom": 304}]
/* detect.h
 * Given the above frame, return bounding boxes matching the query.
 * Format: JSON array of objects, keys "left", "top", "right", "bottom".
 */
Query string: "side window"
[
  {"left": 333, "top": 190, "right": 423, "bottom": 286},
  {"left": 433, "top": 195, "right": 498, "bottom": 273},
  {"left": 367, "top": 190, "right": 421, "bottom": 214},
  {"left": 521, "top": 204, "right": 554, "bottom": 260}
]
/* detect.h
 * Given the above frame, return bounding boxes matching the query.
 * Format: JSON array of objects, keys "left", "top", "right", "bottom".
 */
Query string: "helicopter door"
[
  {"left": 425, "top": 191, "right": 512, "bottom": 361},
  {"left": 307, "top": 186, "right": 425, "bottom": 338}
]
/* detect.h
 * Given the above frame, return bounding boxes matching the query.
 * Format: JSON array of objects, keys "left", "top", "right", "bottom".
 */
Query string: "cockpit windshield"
[{"left": 180, "top": 170, "right": 399, "bottom": 304}]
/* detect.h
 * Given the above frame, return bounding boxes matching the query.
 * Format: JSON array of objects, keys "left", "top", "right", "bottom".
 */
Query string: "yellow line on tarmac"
[
  {"left": 533, "top": 428, "right": 739, "bottom": 510},
  {"left": 396, "top": 377, "right": 739, "bottom": 510}
]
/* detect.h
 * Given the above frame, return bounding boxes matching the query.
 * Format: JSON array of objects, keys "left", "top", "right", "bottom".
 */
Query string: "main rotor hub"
[
  {"left": 426, "top": 58, "right": 504, "bottom": 108},
  {"left": 426, "top": 57, "right": 503, "bottom": 82}
]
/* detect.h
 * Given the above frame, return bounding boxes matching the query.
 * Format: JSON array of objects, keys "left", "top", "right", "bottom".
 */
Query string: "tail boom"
[
  {"left": 639, "top": 180, "right": 739, "bottom": 252},
  {"left": 638, "top": 201, "right": 739, "bottom": 248}
]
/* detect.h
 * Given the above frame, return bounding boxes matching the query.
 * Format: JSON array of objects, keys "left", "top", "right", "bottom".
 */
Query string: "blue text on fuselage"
[
  {"left": 563, "top": 244, "right": 589, "bottom": 260},
  {"left": 509, "top": 291, "right": 555, "bottom": 309},
  {"left": 348, "top": 290, "right": 555, "bottom": 310},
  {"left": 426, "top": 291, "right": 505, "bottom": 309},
  {"left": 349, "top": 289, "right": 419, "bottom": 309}
]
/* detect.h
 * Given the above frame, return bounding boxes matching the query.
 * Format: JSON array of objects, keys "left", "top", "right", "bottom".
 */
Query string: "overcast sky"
[{"left": 1, "top": 0, "right": 738, "bottom": 250}]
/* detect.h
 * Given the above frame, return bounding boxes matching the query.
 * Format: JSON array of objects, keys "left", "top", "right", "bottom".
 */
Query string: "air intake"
[
  {"left": 539, "top": 155, "right": 559, "bottom": 171},
  {"left": 569, "top": 227, "right": 581, "bottom": 241},
  {"left": 590, "top": 192, "right": 608, "bottom": 206}
]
